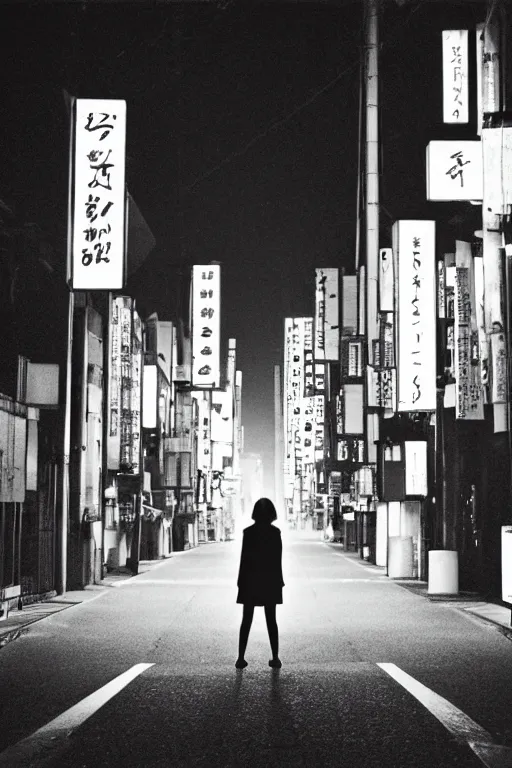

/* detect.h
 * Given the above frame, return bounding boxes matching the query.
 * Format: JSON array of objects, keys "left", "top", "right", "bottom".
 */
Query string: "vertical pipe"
[
  {"left": 101, "top": 292, "right": 112, "bottom": 580},
  {"left": 133, "top": 319, "right": 145, "bottom": 573},
  {"left": 17, "top": 503, "right": 23, "bottom": 607},
  {"left": 0, "top": 503, "right": 5, "bottom": 589},
  {"left": 57, "top": 290, "right": 73, "bottom": 595},
  {"left": 12, "top": 503, "right": 17, "bottom": 586},
  {"left": 355, "top": 38, "right": 364, "bottom": 273},
  {"left": 365, "top": 0, "right": 379, "bottom": 366}
]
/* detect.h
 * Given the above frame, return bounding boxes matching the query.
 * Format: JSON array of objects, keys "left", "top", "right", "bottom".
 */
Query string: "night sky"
[{"left": 1, "top": 0, "right": 485, "bottom": 487}]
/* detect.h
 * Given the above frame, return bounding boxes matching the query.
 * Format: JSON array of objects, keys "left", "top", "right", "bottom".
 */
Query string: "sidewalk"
[
  {"left": 0, "top": 558, "right": 169, "bottom": 649},
  {"left": 325, "top": 543, "right": 512, "bottom": 637}
]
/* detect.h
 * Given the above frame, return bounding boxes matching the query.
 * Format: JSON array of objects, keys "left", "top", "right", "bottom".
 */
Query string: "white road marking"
[
  {"left": 0, "top": 663, "right": 154, "bottom": 767},
  {"left": 378, "top": 663, "right": 512, "bottom": 768}
]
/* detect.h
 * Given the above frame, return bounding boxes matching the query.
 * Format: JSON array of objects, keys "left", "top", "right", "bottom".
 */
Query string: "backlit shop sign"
[
  {"left": 192, "top": 265, "right": 221, "bottom": 388},
  {"left": 395, "top": 220, "right": 436, "bottom": 412},
  {"left": 69, "top": 99, "right": 127, "bottom": 290},
  {"left": 442, "top": 30, "right": 468, "bottom": 124}
]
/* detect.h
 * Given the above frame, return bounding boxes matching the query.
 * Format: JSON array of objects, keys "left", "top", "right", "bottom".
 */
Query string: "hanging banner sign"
[
  {"left": 377, "top": 368, "right": 396, "bottom": 410},
  {"left": 314, "top": 268, "right": 339, "bottom": 361},
  {"left": 491, "top": 331, "right": 507, "bottom": 403},
  {"left": 442, "top": 30, "right": 469, "bottom": 124},
  {"left": 191, "top": 265, "right": 221, "bottom": 387},
  {"left": 437, "top": 260, "right": 446, "bottom": 318},
  {"left": 454, "top": 242, "right": 484, "bottom": 419},
  {"left": 473, "top": 254, "right": 489, "bottom": 397},
  {"left": 70, "top": 98, "right": 127, "bottom": 290},
  {"left": 426, "top": 141, "right": 483, "bottom": 201},
  {"left": 394, "top": 220, "right": 437, "bottom": 412},
  {"left": 379, "top": 248, "right": 394, "bottom": 312}
]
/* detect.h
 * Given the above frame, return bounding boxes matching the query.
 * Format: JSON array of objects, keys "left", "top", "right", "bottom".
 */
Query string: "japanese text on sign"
[
  {"left": 395, "top": 220, "right": 436, "bottom": 411},
  {"left": 71, "top": 99, "right": 126, "bottom": 290},
  {"left": 442, "top": 30, "right": 468, "bottom": 124},
  {"left": 192, "top": 265, "right": 221, "bottom": 387}
]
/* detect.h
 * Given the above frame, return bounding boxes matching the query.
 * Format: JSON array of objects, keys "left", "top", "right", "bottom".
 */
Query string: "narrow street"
[{"left": 1, "top": 530, "right": 512, "bottom": 767}]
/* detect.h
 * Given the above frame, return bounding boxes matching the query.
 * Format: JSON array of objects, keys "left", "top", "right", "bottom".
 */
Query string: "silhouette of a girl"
[{"left": 235, "top": 498, "right": 285, "bottom": 669}]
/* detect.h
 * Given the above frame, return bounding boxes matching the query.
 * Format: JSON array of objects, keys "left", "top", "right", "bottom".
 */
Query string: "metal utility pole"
[{"left": 365, "top": 0, "right": 379, "bottom": 367}]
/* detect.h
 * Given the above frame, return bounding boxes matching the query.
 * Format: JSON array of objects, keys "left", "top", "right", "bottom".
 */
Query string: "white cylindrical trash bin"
[
  {"left": 388, "top": 536, "right": 414, "bottom": 578},
  {"left": 428, "top": 550, "right": 458, "bottom": 594}
]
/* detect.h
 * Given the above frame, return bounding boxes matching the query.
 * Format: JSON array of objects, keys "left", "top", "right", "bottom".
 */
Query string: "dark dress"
[{"left": 236, "top": 523, "right": 285, "bottom": 606}]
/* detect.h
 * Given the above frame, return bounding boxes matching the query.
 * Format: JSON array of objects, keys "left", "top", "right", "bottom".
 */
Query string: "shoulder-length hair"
[{"left": 252, "top": 497, "right": 277, "bottom": 524}]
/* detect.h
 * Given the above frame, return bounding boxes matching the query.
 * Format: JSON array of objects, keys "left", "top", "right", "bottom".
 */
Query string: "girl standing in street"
[{"left": 235, "top": 498, "right": 285, "bottom": 669}]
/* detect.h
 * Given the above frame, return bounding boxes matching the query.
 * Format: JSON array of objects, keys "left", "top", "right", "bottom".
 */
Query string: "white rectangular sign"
[
  {"left": 314, "top": 268, "right": 339, "bottom": 361},
  {"left": 70, "top": 99, "right": 127, "bottom": 290},
  {"left": 442, "top": 30, "right": 469, "bottom": 124},
  {"left": 405, "top": 441, "right": 427, "bottom": 496},
  {"left": 437, "top": 260, "right": 446, "bottom": 318},
  {"left": 426, "top": 141, "right": 483, "bottom": 201},
  {"left": 395, "top": 220, "right": 437, "bottom": 412},
  {"left": 379, "top": 248, "right": 394, "bottom": 312},
  {"left": 191, "top": 265, "right": 221, "bottom": 387}
]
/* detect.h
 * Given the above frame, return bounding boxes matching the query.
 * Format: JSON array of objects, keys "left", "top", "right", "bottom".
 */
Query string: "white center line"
[
  {"left": 378, "top": 663, "right": 512, "bottom": 768},
  {"left": 0, "top": 663, "right": 154, "bottom": 767}
]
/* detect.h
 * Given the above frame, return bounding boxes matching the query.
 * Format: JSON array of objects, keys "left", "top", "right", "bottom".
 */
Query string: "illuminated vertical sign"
[
  {"left": 192, "top": 265, "right": 221, "bottom": 387},
  {"left": 395, "top": 220, "right": 436, "bottom": 411},
  {"left": 314, "top": 268, "right": 339, "bottom": 361},
  {"left": 442, "top": 30, "right": 468, "bottom": 124},
  {"left": 70, "top": 99, "right": 127, "bottom": 290}
]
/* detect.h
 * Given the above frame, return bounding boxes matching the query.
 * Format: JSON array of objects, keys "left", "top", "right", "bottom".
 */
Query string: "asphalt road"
[{"left": 1, "top": 527, "right": 512, "bottom": 767}]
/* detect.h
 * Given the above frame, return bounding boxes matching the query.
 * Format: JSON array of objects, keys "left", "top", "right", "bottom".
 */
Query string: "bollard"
[{"left": 428, "top": 550, "right": 458, "bottom": 595}]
